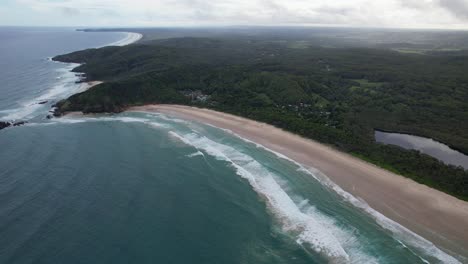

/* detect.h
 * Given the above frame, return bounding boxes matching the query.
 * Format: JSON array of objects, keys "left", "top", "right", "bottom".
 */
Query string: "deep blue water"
[{"left": 0, "top": 27, "right": 464, "bottom": 264}]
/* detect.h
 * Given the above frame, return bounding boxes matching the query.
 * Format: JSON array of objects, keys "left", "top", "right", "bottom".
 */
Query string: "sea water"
[{"left": 0, "top": 27, "right": 463, "bottom": 263}]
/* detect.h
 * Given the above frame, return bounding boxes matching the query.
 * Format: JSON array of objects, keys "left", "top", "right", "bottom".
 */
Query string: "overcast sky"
[{"left": 0, "top": 0, "right": 467, "bottom": 29}]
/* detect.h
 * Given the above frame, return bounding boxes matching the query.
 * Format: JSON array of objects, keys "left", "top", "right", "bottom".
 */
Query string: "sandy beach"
[
  {"left": 109, "top": 32, "right": 143, "bottom": 47},
  {"left": 130, "top": 104, "right": 468, "bottom": 260}
]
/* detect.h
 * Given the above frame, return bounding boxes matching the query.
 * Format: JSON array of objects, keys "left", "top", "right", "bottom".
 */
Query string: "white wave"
[
  {"left": 49, "top": 115, "right": 177, "bottom": 132},
  {"left": 205, "top": 123, "right": 303, "bottom": 164},
  {"left": 187, "top": 151, "right": 204, "bottom": 158},
  {"left": 53, "top": 116, "right": 151, "bottom": 124},
  {"left": 20, "top": 115, "right": 173, "bottom": 132},
  {"left": 305, "top": 167, "right": 461, "bottom": 264},
  {"left": 146, "top": 112, "right": 190, "bottom": 124},
  {"left": 396, "top": 239, "right": 430, "bottom": 264},
  {"left": 186, "top": 124, "right": 461, "bottom": 263},
  {"left": 146, "top": 122, "right": 170, "bottom": 129},
  {"left": 23, "top": 122, "right": 56, "bottom": 127},
  {"left": 106, "top": 116, "right": 149, "bottom": 123},
  {"left": 51, "top": 118, "right": 87, "bottom": 124},
  {"left": 167, "top": 131, "right": 388, "bottom": 263}
]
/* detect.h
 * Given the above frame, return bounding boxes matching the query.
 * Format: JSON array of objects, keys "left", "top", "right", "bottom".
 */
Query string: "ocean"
[{"left": 0, "top": 27, "right": 462, "bottom": 263}]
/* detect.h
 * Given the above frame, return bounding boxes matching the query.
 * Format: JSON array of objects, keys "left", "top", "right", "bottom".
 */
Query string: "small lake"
[{"left": 375, "top": 130, "right": 468, "bottom": 170}]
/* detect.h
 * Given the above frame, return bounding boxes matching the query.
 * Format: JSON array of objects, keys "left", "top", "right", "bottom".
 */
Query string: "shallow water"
[
  {"left": 375, "top": 130, "right": 468, "bottom": 170},
  {"left": 0, "top": 28, "right": 463, "bottom": 263}
]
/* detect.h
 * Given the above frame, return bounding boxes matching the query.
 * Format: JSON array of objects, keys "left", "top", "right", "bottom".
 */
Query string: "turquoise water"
[{"left": 0, "top": 28, "right": 464, "bottom": 263}]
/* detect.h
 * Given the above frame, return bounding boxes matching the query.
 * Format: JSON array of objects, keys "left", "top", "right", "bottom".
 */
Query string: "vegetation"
[{"left": 53, "top": 35, "right": 468, "bottom": 200}]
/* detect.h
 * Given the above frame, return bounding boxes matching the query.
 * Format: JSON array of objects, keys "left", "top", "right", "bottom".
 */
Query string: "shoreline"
[
  {"left": 65, "top": 31, "right": 143, "bottom": 94},
  {"left": 129, "top": 104, "right": 468, "bottom": 260},
  {"left": 48, "top": 31, "right": 142, "bottom": 118},
  {"left": 102, "top": 32, "right": 143, "bottom": 47}
]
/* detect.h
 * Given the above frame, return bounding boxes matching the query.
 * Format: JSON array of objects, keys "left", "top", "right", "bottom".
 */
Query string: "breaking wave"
[
  {"left": 203, "top": 125, "right": 462, "bottom": 264},
  {"left": 187, "top": 151, "right": 205, "bottom": 158},
  {"left": 167, "top": 131, "right": 384, "bottom": 263}
]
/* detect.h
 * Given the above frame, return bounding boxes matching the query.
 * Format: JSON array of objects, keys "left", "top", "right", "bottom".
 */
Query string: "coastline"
[
  {"left": 49, "top": 31, "right": 142, "bottom": 118},
  {"left": 129, "top": 104, "right": 468, "bottom": 260},
  {"left": 105, "top": 32, "right": 143, "bottom": 47},
  {"left": 71, "top": 31, "right": 142, "bottom": 85},
  {"left": 73, "top": 31, "right": 143, "bottom": 86}
]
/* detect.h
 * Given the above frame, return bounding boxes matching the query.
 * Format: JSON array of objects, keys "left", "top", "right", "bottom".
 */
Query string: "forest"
[{"left": 53, "top": 34, "right": 468, "bottom": 200}]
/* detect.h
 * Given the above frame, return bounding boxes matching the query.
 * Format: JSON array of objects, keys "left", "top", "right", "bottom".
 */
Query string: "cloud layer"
[
  {"left": 1, "top": 0, "right": 467, "bottom": 29},
  {"left": 438, "top": 0, "right": 468, "bottom": 19}
]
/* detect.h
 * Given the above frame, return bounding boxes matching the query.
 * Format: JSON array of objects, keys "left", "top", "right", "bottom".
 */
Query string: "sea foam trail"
[
  {"left": 168, "top": 131, "right": 384, "bottom": 263},
  {"left": 209, "top": 126, "right": 462, "bottom": 264}
]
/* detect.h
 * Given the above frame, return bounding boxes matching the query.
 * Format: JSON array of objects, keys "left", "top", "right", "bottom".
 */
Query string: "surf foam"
[
  {"left": 167, "top": 131, "right": 391, "bottom": 263},
  {"left": 306, "top": 167, "right": 461, "bottom": 264},
  {"left": 212, "top": 126, "right": 461, "bottom": 263},
  {"left": 187, "top": 151, "right": 204, "bottom": 158},
  {"left": 168, "top": 119, "right": 461, "bottom": 263}
]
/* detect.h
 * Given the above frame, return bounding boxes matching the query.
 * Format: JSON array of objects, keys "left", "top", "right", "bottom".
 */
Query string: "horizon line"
[{"left": 0, "top": 24, "right": 467, "bottom": 32}]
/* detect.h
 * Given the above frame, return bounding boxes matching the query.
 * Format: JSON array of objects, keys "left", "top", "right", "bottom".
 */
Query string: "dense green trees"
[{"left": 53, "top": 36, "right": 468, "bottom": 200}]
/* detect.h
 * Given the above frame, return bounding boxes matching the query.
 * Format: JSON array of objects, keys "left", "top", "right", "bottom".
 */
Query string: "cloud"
[
  {"left": 399, "top": 0, "right": 432, "bottom": 9},
  {"left": 4, "top": 0, "right": 468, "bottom": 29},
  {"left": 60, "top": 6, "right": 79, "bottom": 16},
  {"left": 437, "top": 0, "right": 468, "bottom": 20}
]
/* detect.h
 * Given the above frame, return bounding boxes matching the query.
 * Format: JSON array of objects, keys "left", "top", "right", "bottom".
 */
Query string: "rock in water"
[
  {"left": 0, "top": 121, "right": 12, "bottom": 130},
  {"left": 0, "top": 121, "right": 28, "bottom": 130},
  {"left": 13, "top": 121, "right": 27, "bottom": 127}
]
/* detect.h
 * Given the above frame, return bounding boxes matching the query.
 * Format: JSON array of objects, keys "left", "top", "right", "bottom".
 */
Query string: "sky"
[{"left": 0, "top": 0, "right": 467, "bottom": 29}]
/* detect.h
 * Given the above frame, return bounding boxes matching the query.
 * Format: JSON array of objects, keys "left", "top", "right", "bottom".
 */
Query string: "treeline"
[{"left": 53, "top": 37, "right": 468, "bottom": 200}]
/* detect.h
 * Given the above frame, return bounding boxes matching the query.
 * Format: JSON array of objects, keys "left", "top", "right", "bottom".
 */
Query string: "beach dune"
[{"left": 130, "top": 104, "right": 468, "bottom": 259}]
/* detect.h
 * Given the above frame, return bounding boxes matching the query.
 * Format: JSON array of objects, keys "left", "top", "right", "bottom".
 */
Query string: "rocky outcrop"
[
  {"left": 0, "top": 121, "right": 28, "bottom": 131},
  {"left": 13, "top": 121, "right": 26, "bottom": 127},
  {"left": 0, "top": 121, "right": 10, "bottom": 130}
]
